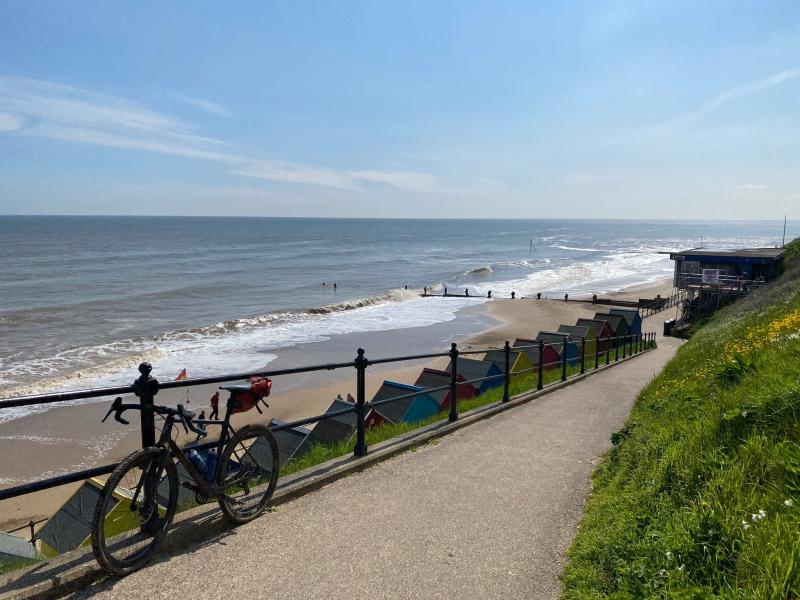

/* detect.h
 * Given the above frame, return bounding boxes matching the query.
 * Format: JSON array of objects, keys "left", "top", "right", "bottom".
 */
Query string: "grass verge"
[{"left": 562, "top": 239, "right": 800, "bottom": 599}]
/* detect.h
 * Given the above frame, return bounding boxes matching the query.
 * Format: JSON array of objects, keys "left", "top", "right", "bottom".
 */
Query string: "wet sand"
[{"left": 0, "top": 279, "right": 672, "bottom": 531}]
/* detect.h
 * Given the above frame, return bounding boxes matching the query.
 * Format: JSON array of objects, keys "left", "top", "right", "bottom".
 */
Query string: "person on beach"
[
  {"left": 564, "top": 293, "right": 569, "bottom": 302},
  {"left": 536, "top": 292, "right": 541, "bottom": 300},
  {"left": 444, "top": 287, "right": 448, "bottom": 295},
  {"left": 347, "top": 393, "right": 355, "bottom": 403},
  {"left": 209, "top": 391, "right": 219, "bottom": 420},
  {"left": 465, "top": 288, "right": 469, "bottom": 297},
  {"left": 424, "top": 286, "right": 427, "bottom": 295},
  {"left": 336, "top": 393, "right": 344, "bottom": 401},
  {"left": 511, "top": 291, "right": 516, "bottom": 299},
  {"left": 487, "top": 290, "right": 492, "bottom": 298},
  {"left": 334, "top": 283, "right": 337, "bottom": 291}
]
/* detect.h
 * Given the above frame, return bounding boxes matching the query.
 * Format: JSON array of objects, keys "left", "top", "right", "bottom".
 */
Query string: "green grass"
[{"left": 561, "top": 244, "right": 800, "bottom": 599}]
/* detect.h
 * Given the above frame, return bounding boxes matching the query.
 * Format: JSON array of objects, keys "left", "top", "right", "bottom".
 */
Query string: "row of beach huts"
[
  {"left": 3, "top": 307, "right": 643, "bottom": 563},
  {"left": 268, "top": 306, "right": 643, "bottom": 471}
]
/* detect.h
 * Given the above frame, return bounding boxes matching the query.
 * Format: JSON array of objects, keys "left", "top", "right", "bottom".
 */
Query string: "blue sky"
[{"left": 0, "top": 1, "right": 799, "bottom": 218}]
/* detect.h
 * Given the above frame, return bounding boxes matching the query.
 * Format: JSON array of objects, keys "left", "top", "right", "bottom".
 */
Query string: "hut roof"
[
  {"left": 268, "top": 418, "right": 311, "bottom": 466},
  {"left": 576, "top": 318, "right": 610, "bottom": 337},
  {"left": 445, "top": 357, "right": 501, "bottom": 386},
  {"left": 593, "top": 312, "right": 628, "bottom": 334},
  {"left": 0, "top": 532, "right": 39, "bottom": 563},
  {"left": 557, "top": 324, "right": 593, "bottom": 339},
  {"left": 37, "top": 480, "right": 104, "bottom": 554},
  {"left": 308, "top": 398, "right": 357, "bottom": 444},
  {"left": 414, "top": 368, "right": 463, "bottom": 407},
  {"left": 610, "top": 307, "right": 640, "bottom": 328},
  {"left": 512, "top": 338, "right": 544, "bottom": 363},
  {"left": 371, "top": 381, "right": 427, "bottom": 423},
  {"left": 483, "top": 348, "right": 523, "bottom": 369},
  {"left": 536, "top": 331, "right": 570, "bottom": 352}
]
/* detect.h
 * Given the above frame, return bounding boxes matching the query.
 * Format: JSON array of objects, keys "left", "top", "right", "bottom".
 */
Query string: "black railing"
[{"left": 0, "top": 332, "right": 656, "bottom": 509}]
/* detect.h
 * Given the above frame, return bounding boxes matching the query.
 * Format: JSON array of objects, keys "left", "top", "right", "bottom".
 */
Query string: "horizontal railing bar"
[
  {"left": 0, "top": 463, "right": 118, "bottom": 501},
  {"left": 366, "top": 351, "right": 451, "bottom": 365},
  {"left": 270, "top": 405, "right": 359, "bottom": 431}
]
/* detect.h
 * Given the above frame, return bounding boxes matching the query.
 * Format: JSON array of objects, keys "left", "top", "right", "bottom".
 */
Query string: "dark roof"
[
  {"left": 483, "top": 349, "right": 523, "bottom": 370},
  {"left": 593, "top": 313, "right": 629, "bottom": 335},
  {"left": 445, "top": 358, "right": 501, "bottom": 386},
  {"left": 669, "top": 247, "right": 786, "bottom": 259},
  {"left": 415, "top": 368, "right": 459, "bottom": 407},
  {"left": 609, "top": 307, "right": 640, "bottom": 328},
  {"left": 576, "top": 318, "right": 611, "bottom": 337},
  {"left": 535, "top": 332, "right": 569, "bottom": 352},
  {"left": 511, "top": 338, "right": 543, "bottom": 363},
  {"left": 268, "top": 418, "right": 311, "bottom": 467},
  {"left": 307, "top": 398, "right": 357, "bottom": 444},
  {"left": 371, "top": 381, "right": 425, "bottom": 423},
  {"left": 558, "top": 324, "right": 592, "bottom": 339}
]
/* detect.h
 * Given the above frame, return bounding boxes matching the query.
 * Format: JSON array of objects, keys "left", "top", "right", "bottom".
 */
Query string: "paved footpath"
[{"left": 73, "top": 339, "right": 679, "bottom": 600}]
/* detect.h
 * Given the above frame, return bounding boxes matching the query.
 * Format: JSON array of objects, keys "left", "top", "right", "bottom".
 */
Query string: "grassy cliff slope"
[{"left": 562, "top": 239, "right": 800, "bottom": 599}]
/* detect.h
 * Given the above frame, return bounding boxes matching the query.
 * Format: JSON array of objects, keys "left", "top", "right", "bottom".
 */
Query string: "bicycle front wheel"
[
  {"left": 217, "top": 424, "right": 279, "bottom": 524},
  {"left": 91, "top": 447, "right": 178, "bottom": 575}
]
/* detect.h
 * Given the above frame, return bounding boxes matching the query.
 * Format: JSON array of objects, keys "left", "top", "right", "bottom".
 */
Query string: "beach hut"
[
  {"left": 414, "top": 368, "right": 478, "bottom": 412},
  {"left": 483, "top": 349, "right": 533, "bottom": 385},
  {"left": 593, "top": 312, "right": 631, "bottom": 342},
  {"left": 0, "top": 532, "right": 40, "bottom": 569},
  {"left": 610, "top": 307, "right": 643, "bottom": 336},
  {"left": 371, "top": 381, "right": 441, "bottom": 424},
  {"left": 268, "top": 418, "right": 311, "bottom": 468},
  {"left": 445, "top": 358, "right": 503, "bottom": 394},
  {"left": 536, "top": 332, "right": 580, "bottom": 367},
  {"left": 295, "top": 398, "right": 358, "bottom": 455},
  {"left": 576, "top": 318, "right": 614, "bottom": 352},
  {"left": 557, "top": 324, "right": 596, "bottom": 361},
  {"left": 38, "top": 478, "right": 156, "bottom": 557},
  {"left": 512, "top": 338, "right": 561, "bottom": 370}
]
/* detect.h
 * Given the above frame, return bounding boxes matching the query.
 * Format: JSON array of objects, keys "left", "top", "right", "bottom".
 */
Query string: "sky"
[{"left": 0, "top": 1, "right": 799, "bottom": 219}]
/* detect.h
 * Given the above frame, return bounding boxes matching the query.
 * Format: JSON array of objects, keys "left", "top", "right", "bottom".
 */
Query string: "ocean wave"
[
  {"left": 550, "top": 244, "right": 603, "bottom": 252},
  {"left": 465, "top": 266, "right": 493, "bottom": 276}
]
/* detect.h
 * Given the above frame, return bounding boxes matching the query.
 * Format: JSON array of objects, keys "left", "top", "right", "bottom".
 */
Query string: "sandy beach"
[{"left": 0, "top": 279, "right": 673, "bottom": 532}]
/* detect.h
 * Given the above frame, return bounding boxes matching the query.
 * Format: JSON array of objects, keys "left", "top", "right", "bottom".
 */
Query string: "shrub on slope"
[{"left": 563, "top": 245, "right": 800, "bottom": 599}]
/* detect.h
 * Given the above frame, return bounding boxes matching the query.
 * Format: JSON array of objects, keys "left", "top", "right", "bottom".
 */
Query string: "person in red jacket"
[{"left": 209, "top": 391, "right": 219, "bottom": 420}]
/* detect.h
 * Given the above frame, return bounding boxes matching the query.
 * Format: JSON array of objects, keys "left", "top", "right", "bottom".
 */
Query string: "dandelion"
[
  {"left": 751, "top": 509, "right": 767, "bottom": 522},
  {"left": 784, "top": 499, "right": 794, "bottom": 508}
]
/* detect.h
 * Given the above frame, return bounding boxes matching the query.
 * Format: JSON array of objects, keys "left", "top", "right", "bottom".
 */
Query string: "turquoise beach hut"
[{"left": 372, "top": 381, "right": 441, "bottom": 424}]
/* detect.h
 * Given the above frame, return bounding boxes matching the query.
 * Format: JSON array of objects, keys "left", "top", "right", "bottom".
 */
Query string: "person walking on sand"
[
  {"left": 195, "top": 410, "right": 207, "bottom": 440},
  {"left": 334, "top": 283, "right": 337, "bottom": 291},
  {"left": 209, "top": 391, "right": 220, "bottom": 420}
]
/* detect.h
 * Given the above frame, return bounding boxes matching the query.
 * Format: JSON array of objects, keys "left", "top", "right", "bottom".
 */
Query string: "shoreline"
[{"left": 0, "top": 277, "right": 673, "bottom": 532}]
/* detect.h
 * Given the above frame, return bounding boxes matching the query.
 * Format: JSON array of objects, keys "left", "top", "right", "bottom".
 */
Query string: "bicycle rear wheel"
[
  {"left": 91, "top": 447, "right": 178, "bottom": 575},
  {"left": 217, "top": 424, "right": 279, "bottom": 524}
]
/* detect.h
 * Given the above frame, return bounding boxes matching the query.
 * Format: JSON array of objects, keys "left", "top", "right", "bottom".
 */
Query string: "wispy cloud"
[
  {"left": 233, "top": 161, "right": 439, "bottom": 192},
  {"left": 170, "top": 93, "right": 233, "bottom": 118},
  {"left": 0, "top": 75, "right": 440, "bottom": 193},
  {"left": 653, "top": 68, "right": 800, "bottom": 134},
  {"left": 734, "top": 183, "right": 768, "bottom": 195},
  {"left": 0, "top": 112, "right": 23, "bottom": 132}
]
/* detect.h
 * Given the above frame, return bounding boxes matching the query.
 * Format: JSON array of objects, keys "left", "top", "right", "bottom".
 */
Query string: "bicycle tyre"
[
  {"left": 217, "top": 424, "right": 279, "bottom": 524},
  {"left": 91, "top": 447, "right": 178, "bottom": 576}
]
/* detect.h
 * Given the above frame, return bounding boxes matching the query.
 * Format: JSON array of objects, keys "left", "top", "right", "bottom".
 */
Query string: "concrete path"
[{"left": 73, "top": 339, "right": 679, "bottom": 600}]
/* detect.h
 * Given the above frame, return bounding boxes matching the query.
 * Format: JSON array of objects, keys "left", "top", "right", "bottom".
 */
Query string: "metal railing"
[{"left": 0, "top": 332, "right": 656, "bottom": 511}]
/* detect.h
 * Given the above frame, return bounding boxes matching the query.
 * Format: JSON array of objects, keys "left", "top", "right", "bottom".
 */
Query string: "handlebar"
[{"left": 101, "top": 397, "right": 207, "bottom": 439}]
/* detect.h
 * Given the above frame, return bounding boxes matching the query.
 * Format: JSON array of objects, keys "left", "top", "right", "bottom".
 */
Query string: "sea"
[{"left": 0, "top": 216, "right": 790, "bottom": 422}]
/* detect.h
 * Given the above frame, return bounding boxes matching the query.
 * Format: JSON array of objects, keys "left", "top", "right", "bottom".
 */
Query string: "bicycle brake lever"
[{"left": 102, "top": 397, "right": 129, "bottom": 425}]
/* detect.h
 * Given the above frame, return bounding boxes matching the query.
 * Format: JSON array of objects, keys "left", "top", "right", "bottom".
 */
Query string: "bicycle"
[{"left": 90, "top": 379, "right": 279, "bottom": 575}]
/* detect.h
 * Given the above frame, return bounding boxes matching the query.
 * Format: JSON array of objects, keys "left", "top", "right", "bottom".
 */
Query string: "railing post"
[
  {"left": 594, "top": 336, "right": 599, "bottom": 369},
  {"left": 132, "top": 361, "right": 159, "bottom": 524},
  {"left": 561, "top": 340, "right": 567, "bottom": 382},
  {"left": 502, "top": 341, "right": 511, "bottom": 402},
  {"left": 449, "top": 343, "right": 459, "bottom": 421},
  {"left": 580, "top": 336, "right": 585, "bottom": 375},
  {"left": 605, "top": 337, "right": 610, "bottom": 365},
  {"left": 537, "top": 339, "right": 544, "bottom": 390},
  {"left": 354, "top": 348, "right": 368, "bottom": 457},
  {"left": 615, "top": 336, "right": 619, "bottom": 361},
  {"left": 624, "top": 335, "right": 629, "bottom": 359}
]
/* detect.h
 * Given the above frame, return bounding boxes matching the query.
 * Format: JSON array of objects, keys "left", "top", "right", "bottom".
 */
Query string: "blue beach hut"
[
  {"left": 536, "top": 331, "right": 580, "bottom": 366},
  {"left": 610, "top": 308, "right": 642, "bottom": 336}
]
